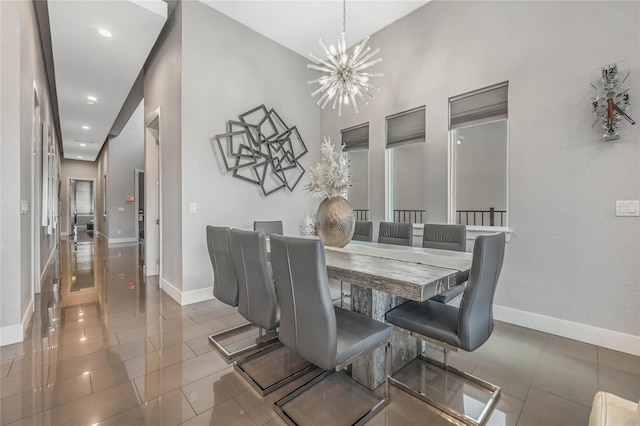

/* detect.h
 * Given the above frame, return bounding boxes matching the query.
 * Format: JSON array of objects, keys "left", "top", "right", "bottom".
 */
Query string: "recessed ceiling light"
[
  {"left": 77, "top": 156, "right": 83, "bottom": 159},
  {"left": 98, "top": 28, "right": 112, "bottom": 38},
  {"left": 80, "top": 143, "right": 87, "bottom": 147},
  {"left": 82, "top": 125, "right": 90, "bottom": 130},
  {"left": 87, "top": 96, "right": 97, "bottom": 102}
]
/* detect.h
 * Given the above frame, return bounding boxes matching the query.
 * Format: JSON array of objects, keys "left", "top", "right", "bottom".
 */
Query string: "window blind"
[
  {"left": 75, "top": 180, "right": 93, "bottom": 215},
  {"left": 386, "top": 106, "right": 426, "bottom": 148},
  {"left": 449, "top": 82, "right": 508, "bottom": 130},
  {"left": 341, "top": 123, "right": 369, "bottom": 152}
]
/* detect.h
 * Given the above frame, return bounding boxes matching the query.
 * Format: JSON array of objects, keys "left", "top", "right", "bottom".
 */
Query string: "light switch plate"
[
  {"left": 189, "top": 203, "right": 197, "bottom": 214},
  {"left": 615, "top": 200, "right": 640, "bottom": 217}
]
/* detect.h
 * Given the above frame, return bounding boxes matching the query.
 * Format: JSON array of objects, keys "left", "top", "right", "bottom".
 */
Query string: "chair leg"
[
  {"left": 234, "top": 343, "right": 316, "bottom": 396},
  {"left": 208, "top": 323, "right": 278, "bottom": 360},
  {"left": 273, "top": 340, "right": 391, "bottom": 426},
  {"left": 389, "top": 353, "right": 500, "bottom": 426}
]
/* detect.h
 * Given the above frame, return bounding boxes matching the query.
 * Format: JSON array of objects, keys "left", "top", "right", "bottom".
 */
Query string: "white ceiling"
[
  {"left": 48, "top": 0, "right": 167, "bottom": 161},
  {"left": 47, "top": 0, "right": 427, "bottom": 162},
  {"left": 200, "top": 1, "right": 429, "bottom": 59}
]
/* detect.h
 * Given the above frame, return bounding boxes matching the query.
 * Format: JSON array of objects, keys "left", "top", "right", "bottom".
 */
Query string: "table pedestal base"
[{"left": 350, "top": 284, "right": 424, "bottom": 390}]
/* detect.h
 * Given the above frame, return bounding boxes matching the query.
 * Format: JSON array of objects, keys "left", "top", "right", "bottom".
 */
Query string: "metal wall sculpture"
[{"left": 214, "top": 105, "right": 308, "bottom": 196}]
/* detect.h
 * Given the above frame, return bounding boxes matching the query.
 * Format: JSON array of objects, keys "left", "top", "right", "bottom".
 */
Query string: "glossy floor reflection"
[{"left": 1, "top": 237, "right": 638, "bottom": 425}]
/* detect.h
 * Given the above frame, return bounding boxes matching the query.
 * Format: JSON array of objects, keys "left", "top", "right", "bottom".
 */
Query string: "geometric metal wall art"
[{"left": 214, "top": 105, "right": 308, "bottom": 196}]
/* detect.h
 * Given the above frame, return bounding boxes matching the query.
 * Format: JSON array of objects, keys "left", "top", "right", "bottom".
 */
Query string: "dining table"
[{"left": 323, "top": 240, "right": 473, "bottom": 390}]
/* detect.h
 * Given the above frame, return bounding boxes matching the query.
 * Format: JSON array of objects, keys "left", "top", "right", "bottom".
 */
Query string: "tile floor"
[{"left": 1, "top": 237, "right": 638, "bottom": 425}]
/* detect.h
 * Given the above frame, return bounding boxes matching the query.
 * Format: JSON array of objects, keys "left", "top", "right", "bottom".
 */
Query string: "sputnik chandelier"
[{"left": 307, "top": 0, "right": 383, "bottom": 116}]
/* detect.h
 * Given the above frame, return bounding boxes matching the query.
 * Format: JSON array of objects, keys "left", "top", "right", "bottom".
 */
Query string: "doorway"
[
  {"left": 135, "top": 169, "right": 144, "bottom": 243},
  {"left": 69, "top": 178, "right": 95, "bottom": 245},
  {"left": 145, "top": 110, "right": 160, "bottom": 277}
]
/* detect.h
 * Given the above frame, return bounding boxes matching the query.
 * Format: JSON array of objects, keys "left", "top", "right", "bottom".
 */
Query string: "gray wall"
[
  {"left": 60, "top": 159, "right": 98, "bottom": 235},
  {"left": 105, "top": 101, "right": 144, "bottom": 241},
  {"left": 1, "top": 0, "right": 59, "bottom": 345},
  {"left": 179, "top": 1, "right": 320, "bottom": 299},
  {"left": 144, "top": 1, "right": 182, "bottom": 285},
  {"left": 320, "top": 1, "right": 639, "bottom": 338}
]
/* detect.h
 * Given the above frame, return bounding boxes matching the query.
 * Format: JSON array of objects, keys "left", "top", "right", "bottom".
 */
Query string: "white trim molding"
[
  {"left": 160, "top": 278, "right": 213, "bottom": 306},
  {"left": 94, "top": 231, "right": 137, "bottom": 246},
  {"left": 0, "top": 299, "right": 34, "bottom": 346},
  {"left": 107, "top": 237, "right": 138, "bottom": 245},
  {"left": 494, "top": 305, "right": 640, "bottom": 356}
]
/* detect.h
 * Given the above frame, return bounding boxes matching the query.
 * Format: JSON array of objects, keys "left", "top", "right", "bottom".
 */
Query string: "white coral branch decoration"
[
  {"left": 304, "top": 137, "right": 351, "bottom": 199},
  {"left": 299, "top": 213, "right": 317, "bottom": 236}
]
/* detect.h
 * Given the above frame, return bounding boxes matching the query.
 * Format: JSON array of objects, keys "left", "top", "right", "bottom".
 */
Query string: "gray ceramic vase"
[{"left": 316, "top": 196, "right": 355, "bottom": 248}]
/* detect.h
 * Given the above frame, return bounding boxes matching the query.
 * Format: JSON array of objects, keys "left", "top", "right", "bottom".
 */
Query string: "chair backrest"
[
  {"left": 230, "top": 229, "right": 279, "bottom": 330},
  {"left": 270, "top": 235, "right": 337, "bottom": 370},
  {"left": 253, "top": 220, "right": 283, "bottom": 236},
  {"left": 422, "top": 224, "right": 466, "bottom": 252},
  {"left": 206, "top": 226, "right": 239, "bottom": 307},
  {"left": 352, "top": 221, "right": 373, "bottom": 242},
  {"left": 378, "top": 222, "right": 413, "bottom": 246},
  {"left": 457, "top": 232, "right": 505, "bottom": 351}
]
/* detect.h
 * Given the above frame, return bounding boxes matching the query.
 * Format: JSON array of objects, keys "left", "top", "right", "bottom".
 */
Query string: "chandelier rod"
[{"left": 342, "top": 0, "right": 346, "bottom": 34}]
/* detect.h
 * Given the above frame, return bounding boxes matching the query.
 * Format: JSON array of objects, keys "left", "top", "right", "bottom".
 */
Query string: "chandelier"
[{"left": 307, "top": 0, "right": 383, "bottom": 116}]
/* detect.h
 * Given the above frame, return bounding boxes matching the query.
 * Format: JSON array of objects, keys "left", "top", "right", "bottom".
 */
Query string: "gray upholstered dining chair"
[
  {"left": 229, "top": 229, "right": 314, "bottom": 395},
  {"left": 385, "top": 232, "right": 506, "bottom": 426},
  {"left": 378, "top": 221, "right": 413, "bottom": 246},
  {"left": 253, "top": 220, "right": 283, "bottom": 236},
  {"left": 423, "top": 224, "right": 467, "bottom": 304},
  {"left": 352, "top": 221, "right": 373, "bottom": 242},
  {"left": 270, "top": 235, "right": 392, "bottom": 426},
  {"left": 206, "top": 226, "right": 251, "bottom": 357}
]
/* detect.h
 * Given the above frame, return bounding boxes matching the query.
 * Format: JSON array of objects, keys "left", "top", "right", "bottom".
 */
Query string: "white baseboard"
[
  {"left": 0, "top": 299, "right": 34, "bottom": 347},
  {"left": 107, "top": 237, "right": 138, "bottom": 245},
  {"left": 94, "top": 231, "right": 137, "bottom": 245},
  {"left": 494, "top": 305, "right": 640, "bottom": 356},
  {"left": 160, "top": 278, "right": 213, "bottom": 306},
  {"left": 182, "top": 287, "right": 214, "bottom": 305},
  {"left": 0, "top": 324, "right": 24, "bottom": 346}
]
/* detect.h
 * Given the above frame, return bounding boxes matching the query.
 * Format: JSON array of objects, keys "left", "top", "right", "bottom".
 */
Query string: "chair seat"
[
  {"left": 429, "top": 284, "right": 465, "bottom": 304},
  {"left": 386, "top": 300, "right": 459, "bottom": 348},
  {"left": 335, "top": 307, "right": 392, "bottom": 367}
]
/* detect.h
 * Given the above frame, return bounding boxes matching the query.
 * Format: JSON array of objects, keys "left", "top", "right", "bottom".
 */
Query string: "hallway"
[{"left": 0, "top": 238, "right": 637, "bottom": 426}]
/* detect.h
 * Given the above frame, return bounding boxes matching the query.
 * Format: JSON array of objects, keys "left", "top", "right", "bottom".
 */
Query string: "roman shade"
[
  {"left": 341, "top": 123, "right": 369, "bottom": 152},
  {"left": 75, "top": 180, "right": 93, "bottom": 214},
  {"left": 386, "top": 106, "right": 426, "bottom": 148},
  {"left": 449, "top": 82, "right": 508, "bottom": 130}
]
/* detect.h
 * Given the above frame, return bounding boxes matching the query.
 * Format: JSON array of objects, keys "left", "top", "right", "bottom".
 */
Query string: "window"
[
  {"left": 342, "top": 123, "right": 369, "bottom": 221},
  {"left": 75, "top": 180, "right": 94, "bottom": 215},
  {"left": 449, "top": 82, "right": 508, "bottom": 228},
  {"left": 386, "top": 106, "right": 426, "bottom": 224}
]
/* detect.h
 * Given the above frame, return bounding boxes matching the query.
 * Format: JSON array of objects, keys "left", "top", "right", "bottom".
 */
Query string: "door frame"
[{"left": 144, "top": 108, "right": 161, "bottom": 277}]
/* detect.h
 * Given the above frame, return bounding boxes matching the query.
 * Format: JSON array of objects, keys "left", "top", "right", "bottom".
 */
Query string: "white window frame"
[{"left": 447, "top": 82, "right": 512, "bottom": 239}]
